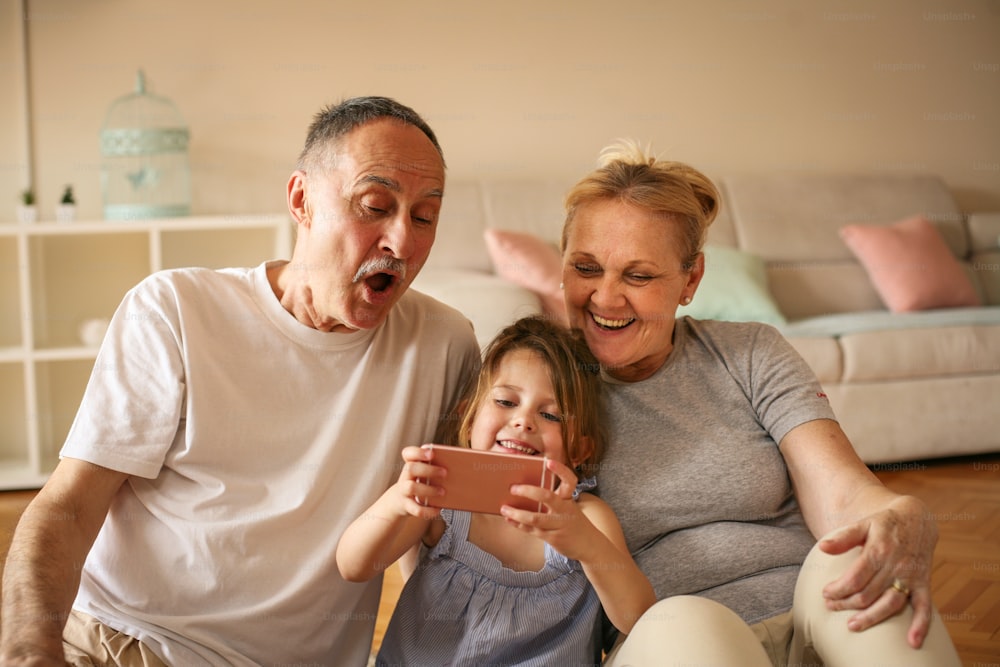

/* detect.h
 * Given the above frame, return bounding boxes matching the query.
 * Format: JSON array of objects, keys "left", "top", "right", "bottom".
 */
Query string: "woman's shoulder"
[{"left": 680, "top": 317, "right": 790, "bottom": 356}]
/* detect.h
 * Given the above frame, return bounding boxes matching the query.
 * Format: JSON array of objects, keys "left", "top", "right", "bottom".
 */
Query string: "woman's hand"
[
  {"left": 781, "top": 419, "right": 941, "bottom": 649},
  {"left": 817, "top": 495, "right": 937, "bottom": 649}
]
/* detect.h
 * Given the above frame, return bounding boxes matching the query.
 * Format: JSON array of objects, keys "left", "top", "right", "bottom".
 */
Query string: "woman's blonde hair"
[
  {"left": 562, "top": 139, "right": 721, "bottom": 271},
  {"left": 456, "top": 317, "right": 605, "bottom": 472}
]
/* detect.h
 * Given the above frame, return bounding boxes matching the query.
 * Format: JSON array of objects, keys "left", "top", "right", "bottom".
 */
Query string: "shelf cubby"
[{"left": 0, "top": 215, "right": 290, "bottom": 489}]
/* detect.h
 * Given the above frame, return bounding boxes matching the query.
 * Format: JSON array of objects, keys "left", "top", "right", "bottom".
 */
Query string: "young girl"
[{"left": 337, "top": 316, "right": 656, "bottom": 666}]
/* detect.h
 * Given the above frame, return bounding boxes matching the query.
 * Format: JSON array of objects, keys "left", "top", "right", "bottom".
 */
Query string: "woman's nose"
[{"left": 590, "top": 274, "right": 625, "bottom": 308}]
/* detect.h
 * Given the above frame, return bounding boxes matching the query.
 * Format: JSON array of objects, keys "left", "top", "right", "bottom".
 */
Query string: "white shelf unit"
[{"left": 0, "top": 215, "right": 291, "bottom": 490}]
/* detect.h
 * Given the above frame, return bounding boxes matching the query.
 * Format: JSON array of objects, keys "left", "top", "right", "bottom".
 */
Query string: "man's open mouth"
[
  {"left": 592, "top": 313, "right": 635, "bottom": 331},
  {"left": 365, "top": 272, "right": 396, "bottom": 293}
]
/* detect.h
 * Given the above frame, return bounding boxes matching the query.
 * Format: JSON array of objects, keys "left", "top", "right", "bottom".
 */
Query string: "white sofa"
[{"left": 413, "top": 174, "right": 1000, "bottom": 464}]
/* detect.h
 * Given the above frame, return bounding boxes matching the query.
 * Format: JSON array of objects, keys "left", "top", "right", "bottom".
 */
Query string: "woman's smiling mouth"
[{"left": 592, "top": 313, "right": 635, "bottom": 330}]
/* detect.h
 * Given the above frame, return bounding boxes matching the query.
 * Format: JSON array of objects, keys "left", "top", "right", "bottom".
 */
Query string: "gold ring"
[{"left": 890, "top": 578, "right": 911, "bottom": 597}]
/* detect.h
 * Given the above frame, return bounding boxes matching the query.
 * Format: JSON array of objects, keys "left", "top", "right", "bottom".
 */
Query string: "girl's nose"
[{"left": 511, "top": 409, "right": 536, "bottom": 432}]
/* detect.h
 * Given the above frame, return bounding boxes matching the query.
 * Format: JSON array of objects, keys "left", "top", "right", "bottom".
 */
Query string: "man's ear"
[{"left": 287, "top": 170, "right": 310, "bottom": 227}]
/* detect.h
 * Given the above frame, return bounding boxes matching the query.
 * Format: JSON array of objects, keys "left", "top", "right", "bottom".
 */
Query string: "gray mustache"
[{"left": 353, "top": 256, "right": 408, "bottom": 283}]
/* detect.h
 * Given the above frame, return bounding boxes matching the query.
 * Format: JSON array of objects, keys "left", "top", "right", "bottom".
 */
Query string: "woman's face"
[{"left": 562, "top": 198, "right": 703, "bottom": 382}]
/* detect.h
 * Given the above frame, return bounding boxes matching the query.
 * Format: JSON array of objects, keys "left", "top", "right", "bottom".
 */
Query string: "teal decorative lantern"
[{"left": 100, "top": 70, "right": 191, "bottom": 220}]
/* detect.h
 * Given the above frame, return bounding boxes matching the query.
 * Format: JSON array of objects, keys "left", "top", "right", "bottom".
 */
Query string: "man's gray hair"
[{"left": 296, "top": 96, "right": 444, "bottom": 171}]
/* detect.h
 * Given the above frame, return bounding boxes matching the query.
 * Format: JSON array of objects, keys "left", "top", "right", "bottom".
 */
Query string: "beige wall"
[{"left": 3, "top": 0, "right": 999, "bottom": 222}]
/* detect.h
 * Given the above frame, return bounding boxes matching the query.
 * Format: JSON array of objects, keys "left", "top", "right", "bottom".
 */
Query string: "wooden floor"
[{"left": 2, "top": 453, "right": 998, "bottom": 665}]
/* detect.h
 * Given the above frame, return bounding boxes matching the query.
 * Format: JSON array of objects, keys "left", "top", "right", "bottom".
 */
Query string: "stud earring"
[
  {"left": 681, "top": 296, "right": 692, "bottom": 305},
  {"left": 559, "top": 282, "right": 564, "bottom": 290}
]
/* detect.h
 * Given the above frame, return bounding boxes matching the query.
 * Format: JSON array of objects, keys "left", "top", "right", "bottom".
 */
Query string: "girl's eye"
[
  {"left": 541, "top": 411, "right": 562, "bottom": 423},
  {"left": 495, "top": 399, "right": 516, "bottom": 408}
]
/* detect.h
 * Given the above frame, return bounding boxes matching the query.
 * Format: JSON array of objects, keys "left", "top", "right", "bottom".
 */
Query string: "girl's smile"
[{"left": 469, "top": 348, "right": 569, "bottom": 466}]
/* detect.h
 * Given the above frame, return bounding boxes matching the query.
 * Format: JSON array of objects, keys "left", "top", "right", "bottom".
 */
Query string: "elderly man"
[{"left": 1, "top": 96, "right": 479, "bottom": 667}]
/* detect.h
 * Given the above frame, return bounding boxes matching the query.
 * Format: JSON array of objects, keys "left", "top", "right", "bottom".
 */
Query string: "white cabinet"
[{"left": 0, "top": 215, "right": 291, "bottom": 489}]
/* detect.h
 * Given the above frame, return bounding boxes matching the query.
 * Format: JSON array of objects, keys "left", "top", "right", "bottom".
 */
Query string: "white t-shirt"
[{"left": 61, "top": 262, "right": 480, "bottom": 666}]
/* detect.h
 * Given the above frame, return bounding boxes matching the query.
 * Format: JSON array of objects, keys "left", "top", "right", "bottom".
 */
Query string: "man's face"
[{"left": 290, "top": 118, "right": 445, "bottom": 332}]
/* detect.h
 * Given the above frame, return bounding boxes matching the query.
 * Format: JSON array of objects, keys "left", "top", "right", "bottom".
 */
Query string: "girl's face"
[{"left": 469, "top": 348, "right": 569, "bottom": 466}]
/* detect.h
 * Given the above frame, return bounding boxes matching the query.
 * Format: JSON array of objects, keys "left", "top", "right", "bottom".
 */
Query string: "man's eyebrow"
[
  {"left": 359, "top": 174, "right": 443, "bottom": 199},
  {"left": 360, "top": 174, "right": 400, "bottom": 191}
]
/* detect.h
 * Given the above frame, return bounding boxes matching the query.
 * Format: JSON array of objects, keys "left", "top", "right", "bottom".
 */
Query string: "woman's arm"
[
  {"left": 500, "top": 460, "right": 656, "bottom": 634},
  {"left": 1, "top": 458, "right": 128, "bottom": 666},
  {"left": 780, "top": 418, "right": 938, "bottom": 649},
  {"left": 335, "top": 446, "right": 445, "bottom": 582}
]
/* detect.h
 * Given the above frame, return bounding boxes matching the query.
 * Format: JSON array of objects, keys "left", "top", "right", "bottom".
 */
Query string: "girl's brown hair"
[{"left": 456, "top": 317, "right": 606, "bottom": 472}]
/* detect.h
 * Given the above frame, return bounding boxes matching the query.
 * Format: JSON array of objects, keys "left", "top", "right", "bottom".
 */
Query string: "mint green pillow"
[{"left": 678, "top": 245, "right": 787, "bottom": 325}]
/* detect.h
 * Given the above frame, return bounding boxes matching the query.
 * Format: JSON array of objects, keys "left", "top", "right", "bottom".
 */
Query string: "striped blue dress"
[{"left": 376, "top": 481, "right": 602, "bottom": 667}]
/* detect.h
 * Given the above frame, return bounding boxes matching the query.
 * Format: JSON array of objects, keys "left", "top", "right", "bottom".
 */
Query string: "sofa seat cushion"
[
  {"left": 780, "top": 307, "right": 1000, "bottom": 383},
  {"left": 779, "top": 306, "right": 1000, "bottom": 337},
  {"left": 783, "top": 336, "right": 843, "bottom": 384},
  {"left": 411, "top": 268, "right": 543, "bottom": 348}
]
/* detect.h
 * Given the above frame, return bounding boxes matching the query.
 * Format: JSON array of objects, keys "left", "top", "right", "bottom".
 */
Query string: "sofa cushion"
[
  {"left": 412, "top": 268, "right": 542, "bottom": 347},
  {"left": 837, "top": 322, "right": 1000, "bottom": 383},
  {"left": 968, "top": 212, "right": 1000, "bottom": 306},
  {"left": 779, "top": 306, "right": 1000, "bottom": 383},
  {"left": 719, "top": 172, "right": 966, "bottom": 319},
  {"left": 840, "top": 216, "right": 981, "bottom": 312},
  {"left": 483, "top": 229, "right": 567, "bottom": 325},
  {"left": 678, "top": 245, "right": 786, "bottom": 325},
  {"left": 782, "top": 335, "right": 843, "bottom": 384}
]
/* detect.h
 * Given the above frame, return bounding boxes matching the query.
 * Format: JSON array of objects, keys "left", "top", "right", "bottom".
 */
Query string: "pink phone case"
[{"left": 418, "top": 444, "right": 554, "bottom": 515}]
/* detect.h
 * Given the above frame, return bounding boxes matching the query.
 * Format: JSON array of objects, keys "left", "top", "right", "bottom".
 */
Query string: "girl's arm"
[
  {"left": 336, "top": 446, "right": 446, "bottom": 582},
  {"left": 576, "top": 494, "right": 658, "bottom": 633},
  {"left": 501, "top": 460, "right": 656, "bottom": 634}
]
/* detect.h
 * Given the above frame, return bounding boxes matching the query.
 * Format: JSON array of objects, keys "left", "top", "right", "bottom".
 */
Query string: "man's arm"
[{"left": 1, "top": 458, "right": 128, "bottom": 666}]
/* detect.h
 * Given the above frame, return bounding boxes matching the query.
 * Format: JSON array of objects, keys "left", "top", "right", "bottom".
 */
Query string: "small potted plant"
[
  {"left": 17, "top": 188, "right": 38, "bottom": 223},
  {"left": 56, "top": 185, "right": 76, "bottom": 223}
]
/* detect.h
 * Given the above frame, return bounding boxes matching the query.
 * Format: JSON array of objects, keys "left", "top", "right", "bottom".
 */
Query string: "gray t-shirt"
[{"left": 597, "top": 317, "right": 836, "bottom": 625}]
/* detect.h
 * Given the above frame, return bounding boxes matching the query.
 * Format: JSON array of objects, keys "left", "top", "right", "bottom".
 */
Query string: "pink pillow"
[
  {"left": 483, "top": 229, "right": 568, "bottom": 325},
  {"left": 839, "top": 216, "right": 981, "bottom": 313}
]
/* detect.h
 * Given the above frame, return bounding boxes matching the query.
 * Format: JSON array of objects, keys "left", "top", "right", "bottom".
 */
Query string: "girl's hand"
[
  {"left": 499, "top": 459, "right": 599, "bottom": 559},
  {"left": 818, "top": 495, "right": 937, "bottom": 649},
  {"left": 395, "top": 445, "right": 446, "bottom": 520}
]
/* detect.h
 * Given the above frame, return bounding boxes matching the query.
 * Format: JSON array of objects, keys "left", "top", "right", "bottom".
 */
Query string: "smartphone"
[{"left": 417, "top": 444, "right": 555, "bottom": 515}]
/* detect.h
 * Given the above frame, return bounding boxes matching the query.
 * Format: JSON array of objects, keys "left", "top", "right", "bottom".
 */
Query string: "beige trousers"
[
  {"left": 62, "top": 610, "right": 168, "bottom": 667},
  {"left": 604, "top": 542, "right": 962, "bottom": 667}
]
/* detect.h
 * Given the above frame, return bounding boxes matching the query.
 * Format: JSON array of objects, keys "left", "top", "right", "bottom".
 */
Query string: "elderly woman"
[{"left": 558, "top": 141, "right": 961, "bottom": 666}]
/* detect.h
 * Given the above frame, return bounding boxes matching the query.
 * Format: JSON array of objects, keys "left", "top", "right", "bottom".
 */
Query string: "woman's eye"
[
  {"left": 574, "top": 263, "right": 600, "bottom": 276},
  {"left": 627, "top": 274, "right": 653, "bottom": 283}
]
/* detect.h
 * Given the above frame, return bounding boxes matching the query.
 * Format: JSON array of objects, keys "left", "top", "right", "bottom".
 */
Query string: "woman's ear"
[{"left": 681, "top": 252, "right": 706, "bottom": 305}]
